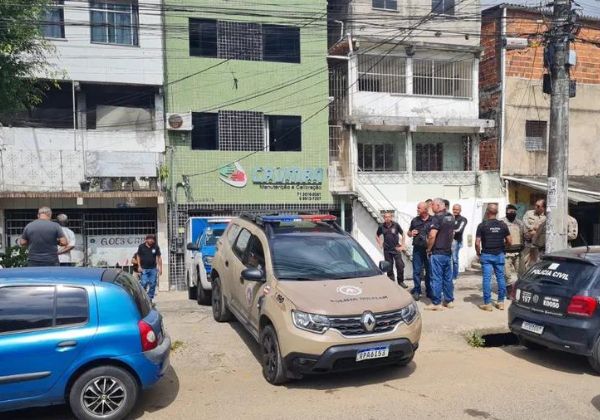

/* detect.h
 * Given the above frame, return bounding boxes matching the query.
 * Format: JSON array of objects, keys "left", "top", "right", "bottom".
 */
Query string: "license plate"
[
  {"left": 522, "top": 321, "right": 544, "bottom": 335},
  {"left": 356, "top": 346, "right": 389, "bottom": 362}
]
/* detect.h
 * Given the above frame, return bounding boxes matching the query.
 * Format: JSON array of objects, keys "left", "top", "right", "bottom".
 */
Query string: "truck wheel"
[
  {"left": 260, "top": 325, "right": 288, "bottom": 385},
  {"left": 69, "top": 366, "right": 138, "bottom": 420},
  {"left": 587, "top": 337, "right": 600, "bottom": 374},
  {"left": 211, "top": 276, "right": 233, "bottom": 322},
  {"left": 187, "top": 273, "right": 197, "bottom": 300},
  {"left": 196, "top": 268, "right": 211, "bottom": 306}
]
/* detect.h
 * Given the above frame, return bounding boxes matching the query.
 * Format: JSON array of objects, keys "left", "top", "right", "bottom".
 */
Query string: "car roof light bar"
[{"left": 256, "top": 214, "right": 337, "bottom": 224}]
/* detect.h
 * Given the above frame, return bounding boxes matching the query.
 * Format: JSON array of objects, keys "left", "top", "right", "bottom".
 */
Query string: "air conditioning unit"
[{"left": 166, "top": 112, "right": 192, "bottom": 131}]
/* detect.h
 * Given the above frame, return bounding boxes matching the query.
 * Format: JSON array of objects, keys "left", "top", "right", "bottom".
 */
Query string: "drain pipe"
[{"left": 499, "top": 6, "right": 507, "bottom": 180}]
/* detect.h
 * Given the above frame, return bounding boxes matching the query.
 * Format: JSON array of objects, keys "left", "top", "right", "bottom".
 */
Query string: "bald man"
[
  {"left": 475, "top": 204, "right": 512, "bottom": 312},
  {"left": 408, "top": 202, "right": 433, "bottom": 300}
]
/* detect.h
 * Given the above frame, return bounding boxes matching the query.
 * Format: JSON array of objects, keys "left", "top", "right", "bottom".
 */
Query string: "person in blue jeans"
[
  {"left": 408, "top": 202, "right": 433, "bottom": 301},
  {"left": 451, "top": 204, "right": 468, "bottom": 280},
  {"left": 475, "top": 204, "right": 512, "bottom": 311},
  {"left": 426, "top": 198, "right": 455, "bottom": 310},
  {"left": 136, "top": 234, "right": 162, "bottom": 301}
]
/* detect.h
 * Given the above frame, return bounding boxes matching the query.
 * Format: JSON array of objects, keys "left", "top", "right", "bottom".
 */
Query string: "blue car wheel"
[{"left": 69, "top": 366, "right": 139, "bottom": 420}]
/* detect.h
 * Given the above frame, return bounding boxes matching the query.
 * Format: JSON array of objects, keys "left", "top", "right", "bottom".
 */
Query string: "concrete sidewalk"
[{"left": 410, "top": 271, "right": 511, "bottom": 349}]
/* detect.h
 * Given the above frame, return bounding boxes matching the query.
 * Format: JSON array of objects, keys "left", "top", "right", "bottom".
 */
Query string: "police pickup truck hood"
[{"left": 276, "top": 274, "right": 413, "bottom": 315}]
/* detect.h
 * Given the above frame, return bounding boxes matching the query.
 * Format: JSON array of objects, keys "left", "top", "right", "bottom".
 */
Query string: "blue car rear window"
[{"left": 114, "top": 272, "right": 152, "bottom": 318}]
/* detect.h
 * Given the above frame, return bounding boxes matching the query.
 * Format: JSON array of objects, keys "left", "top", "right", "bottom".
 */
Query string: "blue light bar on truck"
[{"left": 259, "top": 215, "right": 337, "bottom": 223}]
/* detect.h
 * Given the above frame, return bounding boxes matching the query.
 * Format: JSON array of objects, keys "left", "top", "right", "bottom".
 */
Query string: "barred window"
[
  {"left": 188, "top": 19, "right": 300, "bottom": 63},
  {"left": 525, "top": 120, "right": 547, "bottom": 151},
  {"left": 413, "top": 59, "right": 472, "bottom": 98},
  {"left": 358, "top": 54, "right": 406, "bottom": 94},
  {"left": 415, "top": 143, "right": 443, "bottom": 171},
  {"left": 358, "top": 143, "right": 397, "bottom": 171}
]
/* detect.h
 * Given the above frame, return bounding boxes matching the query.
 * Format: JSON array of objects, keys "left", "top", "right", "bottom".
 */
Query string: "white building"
[
  {"left": 0, "top": 0, "right": 168, "bottom": 283},
  {"left": 328, "top": 0, "right": 504, "bottom": 273}
]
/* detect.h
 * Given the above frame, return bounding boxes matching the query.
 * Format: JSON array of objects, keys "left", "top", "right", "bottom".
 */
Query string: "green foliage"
[
  {"left": 0, "top": 0, "right": 54, "bottom": 114},
  {"left": 159, "top": 164, "right": 169, "bottom": 182},
  {"left": 0, "top": 245, "right": 28, "bottom": 268},
  {"left": 466, "top": 331, "right": 486, "bottom": 348}
]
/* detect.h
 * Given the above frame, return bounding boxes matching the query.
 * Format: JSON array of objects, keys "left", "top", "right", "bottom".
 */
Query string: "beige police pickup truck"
[{"left": 210, "top": 214, "right": 421, "bottom": 384}]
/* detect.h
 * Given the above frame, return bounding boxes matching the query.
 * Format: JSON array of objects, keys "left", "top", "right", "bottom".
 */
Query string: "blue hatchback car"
[{"left": 0, "top": 268, "right": 171, "bottom": 420}]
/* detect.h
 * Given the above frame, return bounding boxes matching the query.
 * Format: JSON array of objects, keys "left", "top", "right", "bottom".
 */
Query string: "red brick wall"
[
  {"left": 479, "top": 10, "right": 502, "bottom": 170},
  {"left": 505, "top": 10, "right": 600, "bottom": 84}
]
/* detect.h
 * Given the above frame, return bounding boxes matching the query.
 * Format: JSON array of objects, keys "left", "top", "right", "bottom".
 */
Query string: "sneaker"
[
  {"left": 443, "top": 301, "right": 455, "bottom": 309},
  {"left": 398, "top": 281, "right": 409, "bottom": 289},
  {"left": 425, "top": 304, "right": 444, "bottom": 311},
  {"left": 412, "top": 292, "right": 421, "bottom": 301},
  {"left": 494, "top": 302, "right": 505, "bottom": 310},
  {"left": 479, "top": 304, "right": 493, "bottom": 312}
]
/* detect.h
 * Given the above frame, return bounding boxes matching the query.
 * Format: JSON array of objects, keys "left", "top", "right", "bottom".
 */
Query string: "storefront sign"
[
  {"left": 87, "top": 235, "right": 145, "bottom": 267},
  {"left": 252, "top": 167, "right": 324, "bottom": 185}
]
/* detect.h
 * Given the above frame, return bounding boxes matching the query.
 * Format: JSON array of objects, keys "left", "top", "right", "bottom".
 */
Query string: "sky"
[{"left": 481, "top": 0, "right": 600, "bottom": 16}]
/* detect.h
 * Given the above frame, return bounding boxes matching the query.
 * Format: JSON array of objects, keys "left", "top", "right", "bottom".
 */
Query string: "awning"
[
  {"left": 0, "top": 191, "right": 161, "bottom": 199},
  {"left": 503, "top": 176, "right": 600, "bottom": 204}
]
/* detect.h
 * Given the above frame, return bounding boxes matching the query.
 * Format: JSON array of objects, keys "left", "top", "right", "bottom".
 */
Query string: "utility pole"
[{"left": 546, "top": 0, "right": 573, "bottom": 253}]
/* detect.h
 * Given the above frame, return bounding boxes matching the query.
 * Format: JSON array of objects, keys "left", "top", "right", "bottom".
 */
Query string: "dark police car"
[{"left": 509, "top": 246, "right": 600, "bottom": 372}]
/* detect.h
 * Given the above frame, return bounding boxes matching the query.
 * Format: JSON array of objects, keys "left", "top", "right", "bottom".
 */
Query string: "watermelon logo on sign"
[{"left": 219, "top": 162, "right": 247, "bottom": 188}]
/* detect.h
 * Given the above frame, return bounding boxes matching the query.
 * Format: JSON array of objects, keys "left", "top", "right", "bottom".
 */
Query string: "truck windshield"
[
  {"left": 271, "top": 233, "right": 380, "bottom": 280},
  {"left": 204, "top": 229, "right": 225, "bottom": 246}
]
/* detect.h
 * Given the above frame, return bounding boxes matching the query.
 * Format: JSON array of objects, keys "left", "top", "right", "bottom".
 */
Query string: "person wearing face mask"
[{"left": 501, "top": 204, "right": 525, "bottom": 295}]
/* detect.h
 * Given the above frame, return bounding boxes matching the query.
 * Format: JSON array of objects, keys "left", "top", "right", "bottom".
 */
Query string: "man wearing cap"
[
  {"left": 501, "top": 205, "right": 525, "bottom": 293},
  {"left": 136, "top": 234, "right": 162, "bottom": 301}
]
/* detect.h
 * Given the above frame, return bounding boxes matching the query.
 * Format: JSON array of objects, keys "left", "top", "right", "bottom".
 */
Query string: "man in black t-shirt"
[
  {"left": 408, "top": 202, "right": 433, "bottom": 300},
  {"left": 136, "top": 234, "right": 162, "bottom": 301},
  {"left": 376, "top": 211, "right": 407, "bottom": 288},
  {"left": 476, "top": 204, "right": 512, "bottom": 312},
  {"left": 426, "top": 198, "right": 455, "bottom": 310},
  {"left": 452, "top": 204, "right": 468, "bottom": 281}
]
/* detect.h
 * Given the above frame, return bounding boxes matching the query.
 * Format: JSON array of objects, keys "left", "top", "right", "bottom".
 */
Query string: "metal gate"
[
  {"left": 168, "top": 203, "right": 339, "bottom": 290},
  {"left": 4, "top": 208, "right": 157, "bottom": 267}
]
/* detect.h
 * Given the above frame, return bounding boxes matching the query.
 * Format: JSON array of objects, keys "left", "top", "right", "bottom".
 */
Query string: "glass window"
[
  {"left": 56, "top": 287, "right": 89, "bottom": 326},
  {"left": 432, "top": 0, "right": 455, "bottom": 15},
  {"left": 272, "top": 233, "right": 379, "bottom": 280},
  {"left": 113, "top": 272, "right": 151, "bottom": 318},
  {"left": 189, "top": 18, "right": 217, "bottom": 57},
  {"left": 41, "top": 1, "right": 65, "bottom": 39},
  {"left": 372, "top": 0, "right": 398, "bottom": 10},
  {"left": 191, "top": 112, "right": 218, "bottom": 150},
  {"left": 267, "top": 115, "right": 301, "bottom": 151},
  {"left": 415, "top": 143, "right": 444, "bottom": 171},
  {"left": 233, "top": 229, "right": 251, "bottom": 260},
  {"left": 204, "top": 228, "right": 225, "bottom": 246},
  {"left": 358, "top": 143, "right": 398, "bottom": 171},
  {"left": 90, "top": 1, "right": 139, "bottom": 46},
  {"left": 0, "top": 286, "right": 55, "bottom": 333},
  {"left": 262, "top": 24, "right": 300, "bottom": 63},
  {"left": 226, "top": 224, "right": 241, "bottom": 245},
  {"left": 244, "top": 236, "right": 265, "bottom": 270}
]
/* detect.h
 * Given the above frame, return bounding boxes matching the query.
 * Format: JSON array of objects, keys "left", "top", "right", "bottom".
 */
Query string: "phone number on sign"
[{"left": 297, "top": 192, "right": 322, "bottom": 201}]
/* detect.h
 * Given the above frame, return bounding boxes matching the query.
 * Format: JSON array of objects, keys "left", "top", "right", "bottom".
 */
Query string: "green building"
[{"left": 164, "top": 0, "right": 333, "bottom": 287}]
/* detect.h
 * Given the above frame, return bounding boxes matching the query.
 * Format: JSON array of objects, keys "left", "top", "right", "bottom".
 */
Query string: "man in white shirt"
[{"left": 57, "top": 214, "right": 76, "bottom": 266}]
